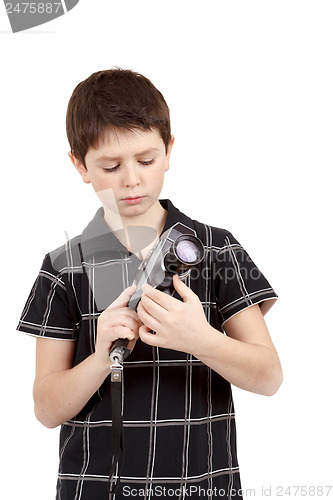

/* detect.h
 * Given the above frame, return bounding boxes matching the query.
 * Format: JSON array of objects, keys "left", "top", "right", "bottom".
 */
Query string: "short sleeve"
[
  {"left": 17, "top": 253, "right": 79, "bottom": 340},
  {"left": 214, "top": 232, "right": 278, "bottom": 325}
]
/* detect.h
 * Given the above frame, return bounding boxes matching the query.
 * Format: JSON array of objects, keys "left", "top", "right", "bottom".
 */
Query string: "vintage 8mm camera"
[{"left": 110, "top": 222, "right": 205, "bottom": 363}]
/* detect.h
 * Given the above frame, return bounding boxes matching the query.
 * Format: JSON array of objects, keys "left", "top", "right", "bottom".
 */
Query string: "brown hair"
[{"left": 66, "top": 68, "right": 171, "bottom": 166}]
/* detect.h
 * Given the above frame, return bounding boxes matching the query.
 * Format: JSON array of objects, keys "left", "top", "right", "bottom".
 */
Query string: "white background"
[{"left": 1, "top": 1, "right": 333, "bottom": 499}]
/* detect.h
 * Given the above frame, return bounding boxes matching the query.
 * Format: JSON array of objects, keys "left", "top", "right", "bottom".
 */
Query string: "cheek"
[
  {"left": 149, "top": 166, "right": 166, "bottom": 189},
  {"left": 95, "top": 186, "right": 119, "bottom": 212}
]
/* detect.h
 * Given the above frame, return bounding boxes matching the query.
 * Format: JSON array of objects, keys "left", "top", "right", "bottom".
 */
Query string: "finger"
[
  {"left": 118, "top": 316, "right": 141, "bottom": 333},
  {"left": 140, "top": 293, "right": 167, "bottom": 322},
  {"left": 141, "top": 283, "right": 175, "bottom": 310},
  {"left": 137, "top": 302, "right": 160, "bottom": 332},
  {"left": 127, "top": 337, "right": 139, "bottom": 352},
  {"left": 107, "top": 284, "right": 137, "bottom": 310},
  {"left": 109, "top": 325, "right": 137, "bottom": 341},
  {"left": 139, "top": 324, "right": 159, "bottom": 346},
  {"left": 172, "top": 274, "right": 193, "bottom": 302},
  {"left": 100, "top": 309, "right": 140, "bottom": 332},
  {"left": 103, "top": 307, "right": 141, "bottom": 326}
]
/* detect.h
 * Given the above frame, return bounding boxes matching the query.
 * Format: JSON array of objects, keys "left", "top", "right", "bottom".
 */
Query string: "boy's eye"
[
  {"left": 139, "top": 159, "right": 155, "bottom": 166},
  {"left": 103, "top": 165, "right": 120, "bottom": 173},
  {"left": 102, "top": 159, "right": 155, "bottom": 173}
]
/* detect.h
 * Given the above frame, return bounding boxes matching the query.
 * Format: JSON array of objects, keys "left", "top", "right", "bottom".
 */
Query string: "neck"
[{"left": 103, "top": 200, "right": 168, "bottom": 256}]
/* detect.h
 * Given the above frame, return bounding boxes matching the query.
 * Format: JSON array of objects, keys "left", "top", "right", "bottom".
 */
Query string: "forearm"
[
  {"left": 33, "top": 353, "right": 111, "bottom": 428},
  {"left": 192, "top": 325, "right": 283, "bottom": 396}
]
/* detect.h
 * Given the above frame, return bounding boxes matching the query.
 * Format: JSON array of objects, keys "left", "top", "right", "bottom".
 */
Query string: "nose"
[{"left": 123, "top": 164, "right": 140, "bottom": 188}]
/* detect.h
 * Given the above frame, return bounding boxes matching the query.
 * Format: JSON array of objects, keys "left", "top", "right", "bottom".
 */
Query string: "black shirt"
[{"left": 17, "top": 199, "right": 277, "bottom": 500}]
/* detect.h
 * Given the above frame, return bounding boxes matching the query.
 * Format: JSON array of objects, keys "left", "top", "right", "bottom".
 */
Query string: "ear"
[
  {"left": 165, "top": 135, "right": 175, "bottom": 172},
  {"left": 68, "top": 152, "right": 90, "bottom": 184}
]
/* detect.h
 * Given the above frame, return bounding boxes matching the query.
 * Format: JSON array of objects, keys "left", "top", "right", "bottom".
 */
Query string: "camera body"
[
  {"left": 110, "top": 222, "right": 205, "bottom": 363},
  {"left": 128, "top": 222, "right": 204, "bottom": 310}
]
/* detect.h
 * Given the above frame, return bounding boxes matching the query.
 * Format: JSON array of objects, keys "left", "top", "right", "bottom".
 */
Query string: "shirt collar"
[{"left": 80, "top": 199, "right": 193, "bottom": 262}]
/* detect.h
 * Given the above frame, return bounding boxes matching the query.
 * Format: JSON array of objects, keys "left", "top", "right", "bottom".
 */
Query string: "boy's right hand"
[{"left": 95, "top": 284, "right": 141, "bottom": 366}]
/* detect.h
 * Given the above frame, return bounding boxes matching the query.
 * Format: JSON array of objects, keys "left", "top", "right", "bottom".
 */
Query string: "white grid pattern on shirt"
[{"left": 17, "top": 201, "right": 277, "bottom": 499}]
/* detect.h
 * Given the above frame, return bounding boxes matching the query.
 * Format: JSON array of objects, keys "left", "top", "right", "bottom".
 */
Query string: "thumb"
[
  {"left": 172, "top": 274, "right": 192, "bottom": 301},
  {"left": 107, "top": 284, "right": 137, "bottom": 310}
]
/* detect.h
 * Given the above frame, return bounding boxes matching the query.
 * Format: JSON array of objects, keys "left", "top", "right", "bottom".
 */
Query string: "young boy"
[{"left": 17, "top": 69, "right": 282, "bottom": 500}]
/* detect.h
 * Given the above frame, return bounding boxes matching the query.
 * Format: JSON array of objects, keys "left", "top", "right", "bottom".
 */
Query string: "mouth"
[{"left": 122, "top": 196, "right": 146, "bottom": 205}]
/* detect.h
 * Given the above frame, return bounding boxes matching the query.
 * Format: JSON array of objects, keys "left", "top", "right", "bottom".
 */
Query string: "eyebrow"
[{"left": 95, "top": 148, "right": 160, "bottom": 163}]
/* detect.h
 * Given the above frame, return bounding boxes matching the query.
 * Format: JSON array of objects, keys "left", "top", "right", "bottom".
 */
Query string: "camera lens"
[
  {"left": 175, "top": 240, "right": 200, "bottom": 263},
  {"left": 163, "top": 234, "right": 204, "bottom": 275}
]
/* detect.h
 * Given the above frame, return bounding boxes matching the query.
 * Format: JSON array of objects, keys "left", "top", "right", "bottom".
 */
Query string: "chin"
[{"left": 121, "top": 202, "right": 149, "bottom": 216}]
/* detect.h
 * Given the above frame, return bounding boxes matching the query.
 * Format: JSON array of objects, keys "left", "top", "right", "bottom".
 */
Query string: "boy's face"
[{"left": 71, "top": 128, "right": 174, "bottom": 220}]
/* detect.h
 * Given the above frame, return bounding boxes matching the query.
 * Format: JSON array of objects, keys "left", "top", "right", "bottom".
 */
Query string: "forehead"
[{"left": 87, "top": 128, "right": 164, "bottom": 161}]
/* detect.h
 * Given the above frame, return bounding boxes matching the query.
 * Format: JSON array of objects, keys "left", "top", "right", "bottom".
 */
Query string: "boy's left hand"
[{"left": 137, "top": 274, "right": 210, "bottom": 354}]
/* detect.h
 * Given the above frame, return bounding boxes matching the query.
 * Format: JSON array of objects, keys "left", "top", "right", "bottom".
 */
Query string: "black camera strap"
[{"left": 108, "top": 359, "right": 125, "bottom": 496}]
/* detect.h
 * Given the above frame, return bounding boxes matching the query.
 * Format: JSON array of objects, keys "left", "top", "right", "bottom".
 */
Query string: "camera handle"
[{"left": 109, "top": 339, "right": 131, "bottom": 367}]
